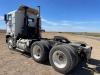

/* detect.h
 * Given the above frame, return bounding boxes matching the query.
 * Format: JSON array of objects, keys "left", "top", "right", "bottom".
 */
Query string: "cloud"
[
  {"left": 41, "top": 18, "right": 47, "bottom": 22},
  {"left": 74, "top": 21, "right": 100, "bottom": 24},
  {"left": 0, "top": 16, "right": 4, "bottom": 20},
  {"left": 41, "top": 18, "right": 71, "bottom": 26},
  {"left": 42, "top": 18, "right": 100, "bottom": 26},
  {"left": 41, "top": 18, "right": 91, "bottom": 29},
  {"left": 41, "top": 17, "right": 100, "bottom": 32},
  {"left": 73, "top": 26, "right": 87, "bottom": 29},
  {"left": 61, "top": 20, "right": 100, "bottom": 25}
]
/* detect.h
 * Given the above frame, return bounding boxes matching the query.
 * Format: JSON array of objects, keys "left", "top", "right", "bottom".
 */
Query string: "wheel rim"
[
  {"left": 33, "top": 45, "right": 41, "bottom": 59},
  {"left": 8, "top": 39, "right": 13, "bottom": 49},
  {"left": 52, "top": 50, "right": 67, "bottom": 68}
]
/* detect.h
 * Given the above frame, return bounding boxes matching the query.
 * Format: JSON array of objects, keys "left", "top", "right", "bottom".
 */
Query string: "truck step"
[{"left": 16, "top": 48, "right": 25, "bottom": 52}]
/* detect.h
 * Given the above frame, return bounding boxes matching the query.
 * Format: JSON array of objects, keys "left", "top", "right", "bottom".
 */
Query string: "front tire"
[{"left": 7, "top": 37, "right": 15, "bottom": 50}]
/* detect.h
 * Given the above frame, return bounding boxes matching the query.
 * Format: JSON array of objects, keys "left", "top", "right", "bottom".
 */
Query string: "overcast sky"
[{"left": 0, "top": 0, "right": 100, "bottom": 32}]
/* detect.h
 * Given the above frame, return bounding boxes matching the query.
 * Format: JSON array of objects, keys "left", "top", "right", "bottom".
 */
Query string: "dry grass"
[{"left": 0, "top": 32, "right": 100, "bottom": 75}]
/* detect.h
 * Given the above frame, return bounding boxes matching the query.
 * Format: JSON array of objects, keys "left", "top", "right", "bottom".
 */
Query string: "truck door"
[{"left": 6, "top": 14, "right": 13, "bottom": 34}]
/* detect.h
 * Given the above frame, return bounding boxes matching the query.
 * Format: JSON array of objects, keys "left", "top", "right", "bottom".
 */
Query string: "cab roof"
[{"left": 18, "top": 5, "right": 39, "bottom": 15}]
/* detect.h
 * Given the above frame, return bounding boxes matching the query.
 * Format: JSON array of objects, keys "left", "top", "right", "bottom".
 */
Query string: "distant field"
[
  {"left": 0, "top": 29, "right": 6, "bottom": 33},
  {"left": 65, "top": 32, "right": 100, "bottom": 37}
]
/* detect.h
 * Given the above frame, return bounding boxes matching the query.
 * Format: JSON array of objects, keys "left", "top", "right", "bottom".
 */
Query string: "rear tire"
[
  {"left": 31, "top": 41, "right": 50, "bottom": 63},
  {"left": 62, "top": 45, "right": 79, "bottom": 68},
  {"left": 49, "top": 45, "right": 75, "bottom": 74}
]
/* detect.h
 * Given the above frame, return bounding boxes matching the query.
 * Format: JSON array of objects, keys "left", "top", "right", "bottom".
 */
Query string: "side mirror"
[{"left": 4, "top": 14, "right": 7, "bottom": 21}]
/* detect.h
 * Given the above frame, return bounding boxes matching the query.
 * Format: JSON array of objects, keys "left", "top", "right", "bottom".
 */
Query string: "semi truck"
[{"left": 4, "top": 5, "right": 92, "bottom": 74}]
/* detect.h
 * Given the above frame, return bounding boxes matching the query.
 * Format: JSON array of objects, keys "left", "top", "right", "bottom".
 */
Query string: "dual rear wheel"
[{"left": 31, "top": 41, "right": 79, "bottom": 74}]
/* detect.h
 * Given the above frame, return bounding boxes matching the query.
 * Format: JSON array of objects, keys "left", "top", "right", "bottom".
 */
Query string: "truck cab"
[
  {"left": 5, "top": 10, "right": 39, "bottom": 37},
  {"left": 4, "top": 5, "right": 41, "bottom": 49}
]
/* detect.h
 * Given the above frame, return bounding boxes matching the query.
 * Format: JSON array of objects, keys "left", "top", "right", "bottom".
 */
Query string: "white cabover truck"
[{"left": 4, "top": 5, "right": 92, "bottom": 74}]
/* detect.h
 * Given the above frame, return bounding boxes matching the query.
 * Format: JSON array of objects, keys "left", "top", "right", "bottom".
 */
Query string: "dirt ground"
[{"left": 0, "top": 32, "right": 100, "bottom": 75}]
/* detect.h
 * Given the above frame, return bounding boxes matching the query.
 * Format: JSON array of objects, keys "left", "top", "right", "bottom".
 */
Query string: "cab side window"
[
  {"left": 28, "top": 18, "right": 34, "bottom": 22},
  {"left": 8, "top": 15, "right": 12, "bottom": 21}
]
